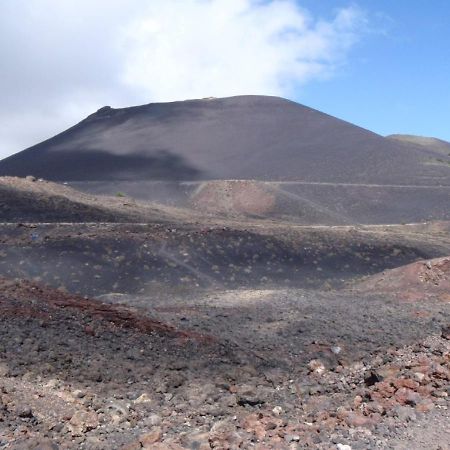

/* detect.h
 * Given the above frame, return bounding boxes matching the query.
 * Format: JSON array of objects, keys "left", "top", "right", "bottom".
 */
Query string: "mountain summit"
[{"left": 0, "top": 95, "right": 449, "bottom": 185}]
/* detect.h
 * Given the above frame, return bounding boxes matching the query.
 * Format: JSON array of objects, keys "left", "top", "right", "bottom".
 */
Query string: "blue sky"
[
  {"left": 0, "top": 0, "right": 449, "bottom": 158},
  {"left": 298, "top": 0, "right": 450, "bottom": 140}
]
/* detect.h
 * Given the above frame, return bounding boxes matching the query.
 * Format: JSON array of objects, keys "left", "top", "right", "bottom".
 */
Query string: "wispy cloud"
[{"left": 0, "top": 0, "right": 367, "bottom": 157}]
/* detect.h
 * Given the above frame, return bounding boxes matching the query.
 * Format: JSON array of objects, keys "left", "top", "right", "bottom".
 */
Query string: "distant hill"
[{"left": 1, "top": 96, "right": 449, "bottom": 185}]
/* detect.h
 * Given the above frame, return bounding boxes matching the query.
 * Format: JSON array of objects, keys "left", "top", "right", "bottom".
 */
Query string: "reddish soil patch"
[
  {"left": 191, "top": 180, "right": 276, "bottom": 216},
  {"left": 357, "top": 256, "right": 450, "bottom": 301},
  {"left": 0, "top": 278, "right": 213, "bottom": 343}
]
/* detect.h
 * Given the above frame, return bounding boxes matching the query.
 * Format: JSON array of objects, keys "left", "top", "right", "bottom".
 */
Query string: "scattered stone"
[
  {"left": 146, "top": 414, "right": 162, "bottom": 426},
  {"left": 272, "top": 405, "right": 283, "bottom": 415},
  {"left": 441, "top": 325, "right": 450, "bottom": 340},
  {"left": 331, "top": 346, "right": 342, "bottom": 355},
  {"left": 413, "top": 372, "right": 425, "bottom": 382},
  {"left": 364, "top": 370, "right": 384, "bottom": 386},
  {"left": 68, "top": 410, "right": 99, "bottom": 435},
  {"left": 415, "top": 399, "right": 435, "bottom": 413},
  {"left": 344, "top": 412, "right": 379, "bottom": 428},
  {"left": 336, "top": 444, "right": 352, "bottom": 450},
  {"left": 72, "top": 389, "right": 85, "bottom": 399},
  {"left": 393, "top": 406, "right": 417, "bottom": 422},
  {"left": 0, "top": 256, "right": 448, "bottom": 449},
  {"left": 139, "top": 428, "right": 162, "bottom": 448},
  {"left": 0, "top": 362, "right": 10, "bottom": 377},
  {"left": 134, "top": 393, "right": 153, "bottom": 404},
  {"left": 308, "top": 359, "right": 326, "bottom": 375},
  {"left": 17, "top": 405, "right": 33, "bottom": 418},
  {"left": 236, "top": 385, "right": 266, "bottom": 406},
  {"left": 182, "top": 432, "right": 210, "bottom": 449}
]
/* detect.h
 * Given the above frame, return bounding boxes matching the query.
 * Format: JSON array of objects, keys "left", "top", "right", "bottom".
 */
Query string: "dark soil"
[
  {"left": 0, "top": 178, "right": 449, "bottom": 449},
  {"left": 0, "top": 177, "right": 194, "bottom": 223},
  {"left": 0, "top": 222, "right": 448, "bottom": 296},
  {"left": 0, "top": 278, "right": 449, "bottom": 449}
]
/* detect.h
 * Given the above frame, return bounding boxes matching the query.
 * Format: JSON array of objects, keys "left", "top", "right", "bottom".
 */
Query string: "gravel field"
[
  {"left": 0, "top": 183, "right": 448, "bottom": 449},
  {"left": 0, "top": 277, "right": 448, "bottom": 449}
]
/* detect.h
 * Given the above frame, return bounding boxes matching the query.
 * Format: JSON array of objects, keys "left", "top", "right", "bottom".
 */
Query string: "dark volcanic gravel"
[
  {"left": 1, "top": 222, "right": 448, "bottom": 297},
  {"left": 0, "top": 218, "right": 449, "bottom": 449},
  {"left": 0, "top": 279, "right": 449, "bottom": 449}
]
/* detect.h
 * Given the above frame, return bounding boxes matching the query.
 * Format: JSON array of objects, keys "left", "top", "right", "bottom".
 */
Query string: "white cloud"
[
  {"left": 121, "top": 0, "right": 364, "bottom": 100},
  {"left": 0, "top": 0, "right": 366, "bottom": 158}
]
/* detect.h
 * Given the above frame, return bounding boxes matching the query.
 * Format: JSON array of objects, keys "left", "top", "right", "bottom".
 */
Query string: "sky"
[{"left": 0, "top": 0, "right": 449, "bottom": 159}]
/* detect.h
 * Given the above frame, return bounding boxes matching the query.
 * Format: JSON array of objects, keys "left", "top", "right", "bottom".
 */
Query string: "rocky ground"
[
  {"left": 1, "top": 220, "right": 449, "bottom": 296},
  {"left": 0, "top": 276, "right": 448, "bottom": 449},
  {"left": 0, "top": 187, "right": 449, "bottom": 449}
]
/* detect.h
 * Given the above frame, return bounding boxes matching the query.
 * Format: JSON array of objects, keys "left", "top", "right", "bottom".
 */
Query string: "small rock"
[
  {"left": 17, "top": 406, "right": 33, "bottom": 418},
  {"left": 146, "top": 414, "right": 162, "bottom": 426},
  {"left": 209, "top": 420, "right": 242, "bottom": 447},
  {"left": 0, "top": 363, "right": 10, "bottom": 377},
  {"left": 68, "top": 410, "right": 99, "bottom": 435},
  {"left": 415, "top": 399, "right": 435, "bottom": 413},
  {"left": 353, "top": 395, "right": 363, "bottom": 408},
  {"left": 364, "top": 371, "right": 384, "bottom": 386},
  {"left": 134, "top": 393, "right": 153, "bottom": 404},
  {"left": 45, "top": 379, "right": 59, "bottom": 389},
  {"left": 140, "top": 428, "right": 162, "bottom": 448},
  {"left": 272, "top": 406, "right": 283, "bottom": 416},
  {"left": 166, "top": 372, "right": 186, "bottom": 389},
  {"left": 72, "top": 389, "right": 85, "bottom": 399},
  {"left": 345, "top": 412, "right": 378, "bottom": 428},
  {"left": 182, "top": 432, "right": 210, "bottom": 450},
  {"left": 84, "top": 325, "right": 95, "bottom": 336},
  {"left": 87, "top": 370, "right": 103, "bottom": 382},
  {"left": 284, "top": 434, "right": 300, "bottom": 442},
  {"left": 164, "top": 392, "right": 173, "bottom": 402},
  {"left": 236, "top": 385, "right": 265, "bottom": 406},
  {"left": 413, "top": 372, "right": 425, "bottom": 382},
  {"left": 394, "top": 387, "right": 421, "bottom": 406},
  {"left": 392, "top": 405, "right": 417, "bottom": 422},
  {"left": 308, "top": 359, "right": 326, "bottom": 375},
  {"left": 242, "top": 413, "right": 267, "bottom": 440},
  {"left": 120, "top": 441, "right": 142, "bottom": 450}
]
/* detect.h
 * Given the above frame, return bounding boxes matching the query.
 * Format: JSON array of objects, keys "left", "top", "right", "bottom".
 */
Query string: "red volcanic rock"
[
  {"left": 139, "top": 428, "right": 163, "bottom": 448},
  {"left": 344, "top": 412, "right": 380, "bottom": 428},
  {"left": 357, "top": 256, "right": 450, "bottom": 301},
  {"left": 393, "top": 378, "right": 420, "bottom": 390},
  {"left": 241, "top": 413, "right": 267, "bottom": 440},
  {"left": 191, "top": 180, "right": 277, "bottom": 216},
  {"left": 0, "top": 277, "right": 213, "bottom": 343},
  {"left": 394, "top": 387, "right": 421, "bottom": 406}
]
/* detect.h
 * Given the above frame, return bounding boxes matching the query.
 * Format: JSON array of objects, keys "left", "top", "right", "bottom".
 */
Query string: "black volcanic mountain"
[{"left": 1, "top": 95, "right": 449, "bottom": 185}]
